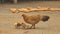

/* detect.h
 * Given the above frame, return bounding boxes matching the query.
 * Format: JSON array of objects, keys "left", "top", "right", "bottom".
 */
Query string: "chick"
[
  {"left": 14, "top": 22, "right": 31, "bottom": 29},
  {"left": 14, "top": 22, "right": 21, "bottom": 29},
  {"left": 21, "top": 23, "right": 31, "bottom": 29}
]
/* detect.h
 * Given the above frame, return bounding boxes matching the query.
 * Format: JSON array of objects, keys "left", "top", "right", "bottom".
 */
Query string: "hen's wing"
[{"left": 24, "top": 15, "right": 40, "bottom": 24}]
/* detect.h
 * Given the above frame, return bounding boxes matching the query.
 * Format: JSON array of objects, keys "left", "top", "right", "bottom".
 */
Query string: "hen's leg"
[{"left": 33, "top": 24, "right": 35, "bottom": 29}]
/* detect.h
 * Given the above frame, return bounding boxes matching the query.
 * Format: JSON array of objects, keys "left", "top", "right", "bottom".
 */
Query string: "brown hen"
[{"left": 22, "top": 14, "right": 49, "bottom": 29}]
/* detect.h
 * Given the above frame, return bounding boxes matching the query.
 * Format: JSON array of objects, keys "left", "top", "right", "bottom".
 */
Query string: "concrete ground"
[{"left": 0, "top": 1, "right": 60, "bottom": 34}]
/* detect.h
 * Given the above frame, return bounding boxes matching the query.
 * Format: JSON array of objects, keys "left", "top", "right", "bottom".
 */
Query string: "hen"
[{"left": 22, "top": 14, "right": 50, "bottom": 29}]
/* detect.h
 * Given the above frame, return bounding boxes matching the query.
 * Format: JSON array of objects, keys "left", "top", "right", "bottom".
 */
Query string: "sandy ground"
[{"left": 0, "top": 1, "right": 60, "bottom": 34}]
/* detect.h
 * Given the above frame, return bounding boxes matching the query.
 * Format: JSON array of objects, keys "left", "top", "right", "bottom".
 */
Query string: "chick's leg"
[
  {"left": 29, "top": 25, "right": 33, "bottom": 29},
  {"left": 29, "top": 24, "right": 35, "bottom": 29}
]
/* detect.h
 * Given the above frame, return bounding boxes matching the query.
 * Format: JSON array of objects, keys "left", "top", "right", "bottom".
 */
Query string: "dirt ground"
[{"left": 0, "top": 1, "right": 60, "bottom": 34}]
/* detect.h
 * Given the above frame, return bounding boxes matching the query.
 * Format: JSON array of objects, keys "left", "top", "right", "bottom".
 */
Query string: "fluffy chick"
[{"left": 14, "top": 22, "right": 31, "bottom": 29}]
